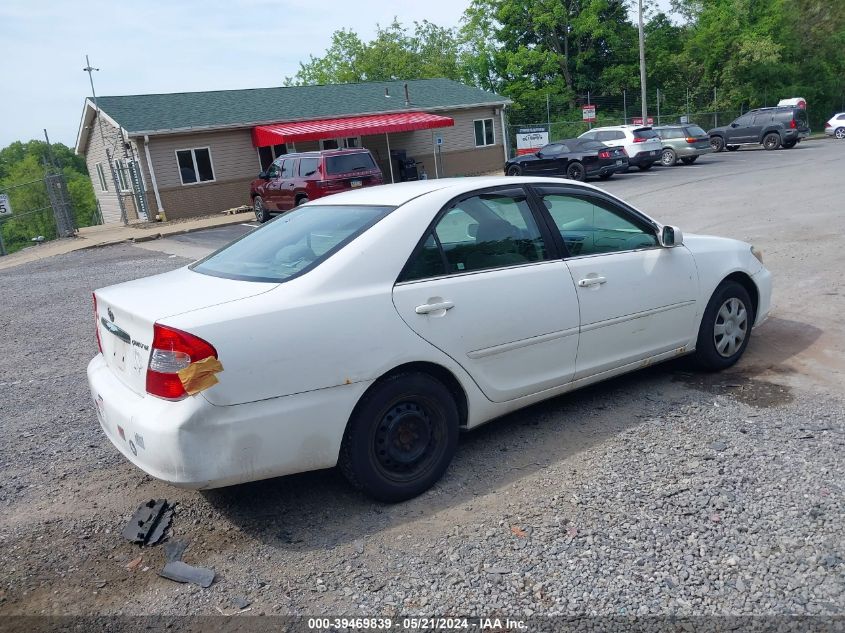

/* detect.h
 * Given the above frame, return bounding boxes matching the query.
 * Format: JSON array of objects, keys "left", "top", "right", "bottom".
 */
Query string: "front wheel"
[
  {"left": 295, "top": 195, "right": 309, "bottom": 207},
  {"left": 506, "top": 165, "right": 522, "bottom": 176},
  {"left": 660, "top": 148, "right": 677, "bottom": 166},
  {"left": 566, "top": 161, "right": 586, "bottom": 181},
  {"left": 710, "top": 136, "right": 725, "bottom": 152},
  {"left": 680, "top": 156, "right": 698, "bottom": 165},
  {"left": 338, "top": 373, "right": 459, "bottom": 502},
  {"left": 835, "top": 127, "right": 845, "bottom": 140},
  {"left": 694, "top": 281, "right": 754, "bottom": 371},
  {"left": 763, "top": 133, "right": 781, "bottom": 150},
  {"left": 253, "top": 195, "right": 270, "bottom": 223}
]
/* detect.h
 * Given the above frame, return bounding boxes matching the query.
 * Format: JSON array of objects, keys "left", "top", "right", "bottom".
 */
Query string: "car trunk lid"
[{"left": 94, "top": 267, "right": 276, "bottom": 395}]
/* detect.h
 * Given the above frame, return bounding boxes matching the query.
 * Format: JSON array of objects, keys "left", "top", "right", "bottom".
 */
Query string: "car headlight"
[{"left": 751, "top": 246, "right": 764, "bottom": 264}]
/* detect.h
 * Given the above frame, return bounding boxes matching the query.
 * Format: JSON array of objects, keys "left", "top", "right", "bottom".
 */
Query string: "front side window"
[
  {"left": 192, "top": 205, "right": 394, "bottom": 283},
  {"left": 176, "top": 148, "right": 214, "bottom": 185},
  {"left": 95, "top": 163, "right": 108, "bottom": 192},
  {"left": 474, "top": 119, "right": 495, "bottom": 146},
  {"left": 733, "top": 114, "right": 753, "bottom": 127},
  {"left": 280, "top": 159, "right": 295, "bottom": 178},
  {"left": 539, "top": 192, "right": 658, "bottom": 256},
  {"left": 401, "top": 189, "right": 547, "bottom": 281}
]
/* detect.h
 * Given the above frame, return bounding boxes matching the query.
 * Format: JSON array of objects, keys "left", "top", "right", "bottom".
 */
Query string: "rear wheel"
[
  {"left": 660, "top": 148, "right": 677, "bottom": 166},
  {"left": 693, "top": 281, "right": 754, "bottom": 371},
  {"left": 339, "top": 373, "right": 459, "bottom": 502},
  {"left": 710, "top": 136, "right": 725, "bottom": 152},
  {"left": 637, "top": 162, "right": 653, "bottom": 171},
  {"left": 680, "top": 156, "right": 698, "bottom": 165},
  {"left": 763, "top": 133, "right": 781, "bottom": 150},
  {"left": 836, "top": 127, "right": 845, "bottom": 140},
  {"left": 566, "top": 161, "right": 586, "bottom": 181},
  {"left": 726, "top": 145, "right": 740, "bottom": 152},
  {"left": 253, "top": 196, "right": 270, "bottom": 223}
]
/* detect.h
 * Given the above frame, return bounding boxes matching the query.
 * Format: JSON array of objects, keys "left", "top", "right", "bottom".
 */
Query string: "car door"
[
  {"left": 532, "top": 185, "right": 699, "bottom": 380},
  {"left": 527, "top": 143, "right": 566, "bottom": 176},
  {"left": 277, "top": 158, "right": 297, "bottom": 210},
  {"left": 726, "top": 113, "right": 754, "bottom": 143},
  {"left": 261, "top": 159, "right": 284, "bottom": 209},
  {"left": 748, "top": 112, "right": 771, "bottom": 142},
  {"left": 392, "top": 186, "right": 581, "bottom": 403}
]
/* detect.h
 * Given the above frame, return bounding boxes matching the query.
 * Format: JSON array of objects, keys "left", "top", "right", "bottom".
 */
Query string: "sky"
[{"left": 0, "top": 0, "right": 674, "bottom": 150}]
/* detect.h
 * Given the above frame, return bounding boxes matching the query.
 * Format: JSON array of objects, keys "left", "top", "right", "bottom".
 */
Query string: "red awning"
[{"left": 252, "top": 112, "right": 454, "bottom": 146}]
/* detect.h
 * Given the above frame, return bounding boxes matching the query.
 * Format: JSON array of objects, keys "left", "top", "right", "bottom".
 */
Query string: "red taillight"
[
  {"left": 633, "top": 137, "right": 647, "bottom": 143},
  {"left": 825, "top": 122, "right": 832, "bottom": 128},
  {"left": 686, "top": 137, "right": 697, "bottom": 144},
  {"left": 145, "top": 324, "right": 217, "bottom": 400},
  {"left": 790, "top": 119, "right": 797, "bottom": 129},
  {"left": 93, "top": 293, "right": 103, "bottom": 354},
  {"left": 598, "top": 150, "right": 611, "bottom": 159}
]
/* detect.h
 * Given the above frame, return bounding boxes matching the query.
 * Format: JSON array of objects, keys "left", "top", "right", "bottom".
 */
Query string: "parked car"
[
  {"left": 250, "top": 148, "right": 383, "bottom": 223},
  {"left": 708, "top": 107, "right": 810, "bottom": 152},
  {"left": 88, "top": 177, "right": 771, "bottom": 502},
  {"left": 504, "top": 138, "right": 628, "bottom": 181},
  {"left": 578, "top": 125, "right": 663, "bottom": 171},
  {"left": 653, "top": 124, "right": 712, "bottom": 166},
  {"left": 824, "top": 113, "right": 845, "bottom": 139}
]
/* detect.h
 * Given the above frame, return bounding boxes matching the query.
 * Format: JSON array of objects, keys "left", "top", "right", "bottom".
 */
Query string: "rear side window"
[
  {"left": 192, "top": 205, "right": 394, "bottom": 283},
  {"left": 685, "top": 126, "right": 707, "bottom": 137},
  {"left": 633, "top": 128, "right": 658, "bottom": 139},
  {"left": 753, "top": 113, "right": 772, "bottom": 125},
  {"left": 658, "top": 128, "right": 684, "bottom": 139},
  {"left": 325, "top": 152, "right": 376, "bottom": 175},
  {"left": 838, "top": 114, "right": 845, "bottom": 121},
  {"left": 299, "top": 157, "right": 319, "bottom": 177},
  {"left": 400, "top": 189, "right": 548, "bottom": 281}
]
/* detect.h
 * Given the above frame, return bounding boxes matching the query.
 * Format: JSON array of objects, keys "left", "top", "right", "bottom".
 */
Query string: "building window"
[
  {"left": 176, "top": 148, "right": 215, "bottom": 185},
  {"left": 258, "top": 143, "right": 295, "bottom": 171},
  {"left": 319, "top": 137, "right": 360, "bottom": 150},
  {"left": 474, "top": 119, "right": 495, "bottom": 147},
  {"left": 113, "top": 159, "right": 131, "bottom": 192},
  {"left": 95, "top": 163, "right": 108, "bottom": 192}
]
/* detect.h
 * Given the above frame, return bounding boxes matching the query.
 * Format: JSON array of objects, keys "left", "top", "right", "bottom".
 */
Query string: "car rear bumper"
[
  {"left": 87, "top": 354, "right": 369, "bottom": 489},
  {"left": 674, "top": 145, "right": 712, "bottom": 157},
  {"left": 587, "top": 159, "right": 629, "bottom": 177},
  {"left": 627, "top": 149, "right": 661, "bottom": 166}
]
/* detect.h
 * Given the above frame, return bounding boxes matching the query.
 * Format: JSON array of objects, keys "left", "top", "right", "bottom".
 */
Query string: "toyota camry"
[{"left": 88, "top": 177, "right": 771, "bottom": 502}]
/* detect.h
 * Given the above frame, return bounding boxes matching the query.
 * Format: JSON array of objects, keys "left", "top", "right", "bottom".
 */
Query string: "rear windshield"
[
  {"left": 685, "top": 126, "right": 707, "bottom": 137},
  {"left": 325, "top": 152, "right": 377, "bottom": 175},
  {"left": 633, "top": 128, "right": 658, "bottom": 139},
  {"left": 191, "top": 205, "right": 394, "bottom": 283}
]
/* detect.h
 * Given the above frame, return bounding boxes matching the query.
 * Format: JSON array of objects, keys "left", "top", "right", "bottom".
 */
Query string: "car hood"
[{"left": 707, "top": 126, "right": 728, "bottom": 135}]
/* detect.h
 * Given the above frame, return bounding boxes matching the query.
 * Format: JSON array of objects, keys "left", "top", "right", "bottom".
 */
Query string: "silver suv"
[{"left": 578, "top": 125, "right": 663, "bottom": 171}]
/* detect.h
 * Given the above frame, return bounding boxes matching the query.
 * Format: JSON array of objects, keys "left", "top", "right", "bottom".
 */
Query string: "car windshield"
[
  {"left": 685, "top": 125, "right": 707, "bottom": 137},
  {"left": 191, "top": 205, "right": 394, "bottom": 283},
  {"left": 325, "top": 153, "right": 377, "bottom": 175}
]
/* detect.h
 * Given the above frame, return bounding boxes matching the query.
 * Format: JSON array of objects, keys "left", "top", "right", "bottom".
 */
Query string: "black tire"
[
  {"left": 693, "top": 281, "right": 755, "bottom": 371},
  {"left": 598, "top": 173, "right": 613, "bottom": 180},
  {"left": 726, "top": 145, "right": 740, "bottom": 152},
  {"left": 835, "top": 127, "right": 845, "bottom": 140},
  {"left": 762, "top": 132, "right": 781, "bottom": 150},
  {"left": 680, "top": 156, "right": 698, "bottom": 165},
  {"left": 660, "top": 148, "right": 677, "bottom": 166},
  {"left": 637, "top": 162, "right": 653, "bottom": 171},
  {"left": 566, "top": 161, "right": 586, "bottom": 181},
  {"left": 781, "top": 140, "right": 797, "bottom": 149},
  {"left": 295, "top": 195, "right": 309, "bottom": 207},
  {"left": 506, "top": 165, "right": 522, "bottom": 176},
  {"left": 253, "top": 195, "right": 270, "bottom": 223},
  {"left": 710, "top": 136, "right": 725, "bottom": 152},
  {"left": 338, "top": 372, "right": 459, "bottom": 503}
]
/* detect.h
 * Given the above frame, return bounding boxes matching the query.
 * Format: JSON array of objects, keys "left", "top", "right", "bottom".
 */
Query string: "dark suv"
[
  {"left": 250, "top": 149, "right": 383, "bottom": 223},
  {"left": 708, "top": 107, "right": 810, "bottom": 152}
]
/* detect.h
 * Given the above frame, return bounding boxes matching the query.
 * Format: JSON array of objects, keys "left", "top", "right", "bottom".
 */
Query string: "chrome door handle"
[
  {"left": 578, "top": 276, "right": 607, "bottom": 287},
  {"left": 415, "top": 300, "right": 455, "bottom": 314}
]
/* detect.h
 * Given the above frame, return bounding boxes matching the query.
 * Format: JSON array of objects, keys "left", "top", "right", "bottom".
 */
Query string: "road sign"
[
  {"left": 0, "top": 194, "right": 11, "bottom": 217},
  {"left": 515, "top": 127, "right": 549, "bottom": 155},
  {"left": 679, "top": 115, "right": 689, "bottom": 124},
  {"left": 582, "top": 105, "right": 597, "bottom": 122},
  {"left": 435, "top": 134, "right": 443, "bottom": 146},
  {"left": 631, "top": 117, "right": 655, "bottom": 125}
]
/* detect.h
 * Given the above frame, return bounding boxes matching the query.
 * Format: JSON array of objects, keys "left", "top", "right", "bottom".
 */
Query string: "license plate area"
[
  {"left": 350, "top": 179, "right": 362, "bottom": 188},
  {"left": 616, "top": 159, "right": 623, "bottom": 165}
]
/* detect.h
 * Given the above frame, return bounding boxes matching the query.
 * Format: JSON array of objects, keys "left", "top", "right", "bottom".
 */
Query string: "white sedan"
[{"left": 88, "top": 177, "right": 771, "bottom": 502}]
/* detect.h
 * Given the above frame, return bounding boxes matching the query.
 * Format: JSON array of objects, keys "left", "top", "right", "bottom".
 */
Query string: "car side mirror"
[
  {"left": 467, "top": 223, "right": 479, "bottom": 239},
  {"left": 660, "top": 225, "right": 684, "bottom": 247},
  {"left": 535, "top": 151, "right": 543, "bottom": 158},
  {"left": 258, "top": 170, "right": 269, "bottom": 180},
  {"left": 730, "top": 123, "right": 739, "bottom": 128}
]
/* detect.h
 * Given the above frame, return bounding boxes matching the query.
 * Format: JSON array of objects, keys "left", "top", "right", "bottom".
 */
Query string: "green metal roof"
[{"left": 94, "top": 79, "right": 509, "bottom": 135}]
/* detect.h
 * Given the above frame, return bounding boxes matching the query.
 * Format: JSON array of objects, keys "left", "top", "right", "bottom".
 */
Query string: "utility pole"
[
  {"left": 638, "top": 0, "right": 648, "bottom": 122},
  {"left": 623, "top": 89, "right": 627, "bottom": 124},
  {"left": 656, "top": 88, "right": 660, "bottom": 126},
  {"left": 546, "top": 92, "right": 551, "bottom": 136},
  {"left": 713, "top": 87, "right": 718, "bottom": 128},
  {"left": 84, "top": 55, "right": 128, "bottom": 225}
]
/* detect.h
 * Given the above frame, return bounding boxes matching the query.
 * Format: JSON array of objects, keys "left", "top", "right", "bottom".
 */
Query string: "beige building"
[{"left": 74, "top": 79, "right": 511, "bottom": 223}]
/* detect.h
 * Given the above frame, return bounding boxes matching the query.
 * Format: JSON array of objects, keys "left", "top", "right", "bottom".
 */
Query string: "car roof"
[
  {"left": 278, "top": 148, "right": 373, "bottom": 159},
  {"left": 303, "top": 176, "right": 606, "bottom": 207}
]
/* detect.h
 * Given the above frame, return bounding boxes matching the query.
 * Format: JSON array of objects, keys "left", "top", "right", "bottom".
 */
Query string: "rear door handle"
[
  {"left": 577, "top": 276, "right": 607, "bottom": 287},
  {"left": 415, "top": 300, "right": 455, "bottom": 314}
]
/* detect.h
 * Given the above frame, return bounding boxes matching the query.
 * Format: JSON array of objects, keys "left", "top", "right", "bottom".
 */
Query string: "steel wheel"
[
  {"left": 763, "top": 133, "right": 781, "bottom": 150},
  {"left": 660, "top": 148, "right": 677, "bottom": 166},
  {"left": 835, "top": 127, "right": 845, "bottom": 140},
  {"left": 506, "top": 165, "right": 522, "bottom": 176},
  {"left": 566, "top": 161, "right": 586, "bottom": 181},
  {"left": 714, "top": 297, "right": 749, "bottom": 358},
  {"left": 372, "top": 400, "right": 441, "bottom": 483}
]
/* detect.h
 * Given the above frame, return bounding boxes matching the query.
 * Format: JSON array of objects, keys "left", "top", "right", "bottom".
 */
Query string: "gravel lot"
[{"left": 0, "top": 140, "right": 843, "bottom": 620}]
